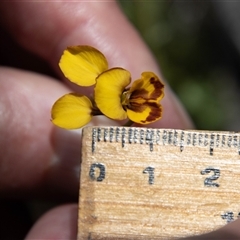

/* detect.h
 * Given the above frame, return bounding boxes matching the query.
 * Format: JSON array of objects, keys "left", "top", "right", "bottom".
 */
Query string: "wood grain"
[{"left": 78, "top": 127, "right": 240, "bottom": 239}]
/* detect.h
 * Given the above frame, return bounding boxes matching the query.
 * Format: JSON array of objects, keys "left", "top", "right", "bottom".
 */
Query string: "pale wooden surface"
[{"left": 78, "top": 127, "right": 240, "bottom": 239}]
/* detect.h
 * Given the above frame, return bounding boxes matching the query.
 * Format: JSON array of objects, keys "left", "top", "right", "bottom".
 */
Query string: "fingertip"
[
  {"left": 1, "top": 2, "right": 193, "bottom": 130},
  {"left": 25, "top": 204, "right": 78, "bottom": 240},
  {"left": 0, "top": 67, "right": 80, "bottom": 199}
]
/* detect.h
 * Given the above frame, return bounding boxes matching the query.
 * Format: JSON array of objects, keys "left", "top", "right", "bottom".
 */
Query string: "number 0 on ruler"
[{"left": 78, "top": 127, "right": 240, "bottom": 239}]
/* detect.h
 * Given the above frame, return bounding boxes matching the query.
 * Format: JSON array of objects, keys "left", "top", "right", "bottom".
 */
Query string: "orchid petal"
[
  {"left": 51, "top": 93, "right": 92, "bottom": 129},
  {"left": 59, "top": 46, "right": 108, "bottom": 86},
  {"left": 94, "top": 68, "right": 131, "bottom": 120},
  {"left": 130, "top": 72, "right": 164, "bottom": 102},
  {"left": 127, "top": 102, "right": 163, "bottom": 124}
]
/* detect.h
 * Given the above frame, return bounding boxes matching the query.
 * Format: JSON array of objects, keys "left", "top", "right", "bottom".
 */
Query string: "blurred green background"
[{"left": 119, "top": 1, "right": 240, "bottom": 131}]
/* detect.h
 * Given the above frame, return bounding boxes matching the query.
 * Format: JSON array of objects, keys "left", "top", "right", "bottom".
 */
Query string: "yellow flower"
[
  {"left": 51, "top": 93, "right": 93, "bottom": 129},
  {"left": 95, "top": 70, "right": 164, "bottom": 124},
  {"left": 51, "top": 45, "right": 165, "bottom": 129},
  {"left": 51, "top": 45, "right": 108, "bottom": 129},
  {"left": 59, "top": 45, "right": 108, "bottom": 86}
]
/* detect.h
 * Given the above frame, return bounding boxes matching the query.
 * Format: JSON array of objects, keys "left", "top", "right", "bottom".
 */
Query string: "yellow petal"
[
  {"left": 51, "top": 93, "right": 92, "bottom": 129},
  {"left": 94, "top": 68, "right": 131, "bottom": 120},
  {"left": 127, "top": 102, "right": 163, "bottom": 124},
  {"left": 59, "top": 46, "right": 108, "bottom": 86},
  {"left": 130, "top": 72, "right": 164, "bottom": 102}
]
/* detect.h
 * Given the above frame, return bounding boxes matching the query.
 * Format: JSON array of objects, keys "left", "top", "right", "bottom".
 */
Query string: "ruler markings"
[
  {"left": 173, "top": 130, "right": 178, "bottom": 146},
  {"left": 187, "top": 132, "right": 191, "bottom": 146},
  {"left": 162, "top": 130, "right": 167, "bottom": 145},
  {"left": 233, "top": 134, "right": 238, "bottom": 148},
  {"left": 91, "top": 127, "right": 240, "bottom": 154},
  {"left": 91, "top": 128, "right": 97, "bottom": 153},
  {"left": 133, "top": 128, "right": 139, "bottom": 143},
  {"left": 140, "top": 129, "right": 144, "bottom": 144},
  {"left": 168, "top": 130, "right": 173, "bottom": 145},
  {"left": 121, "top": 127, "right": 126, "bottom": 148},
  {"left": 228, "top": 135, "right": 232, "bottom": 148},
  {"left": 210, "top": 134, "right": 214, "bottom": 156},
  {"left": 204, "top": 133, "right": 208, "bottom": 147},
  {"left": 103, "top": 128, "right": 108, "bottom": 142},
  {"left": 81, "top": 127, "right": 240, "bottom": 239},
  {"left": 109, "top": 127, "right": 114, "bottom": 143},
  {"left": 115, "top": 127, "right": 119, "bottom": 143},
  {"left": 192, "top": 133, "right": 197, "bottom": 146},
  {"left": 201, "top": 167, "right": 220, "bottom": 187},
  {"left": 145, "top": 129, "right": 154, "bottom": 152},
  {"left": 221, "top": 211, "right": 234, "bottom": 223},
  {"left": 216, "top": 134, "right": 220, "bottom": 148},
  {"left": 180, "top": 130, "right": 184, "bottom": 152},
  {"left": 128, "top": 128, "right": 133, "bottom": 144},
  {"left": 238, "top": 135, "right": 240, "bottom": 155},
  {"left": 156, "top": 129, "right": 160, "bottom": 145},
  {"left": 222, "top": 134, "right": 226, "bottom": 147},
  {"left": 97, "top": 127, "right": 101, "bottom": 142},
  {"left": 198, "top": 133, "right": 203, "bottom": 147}
]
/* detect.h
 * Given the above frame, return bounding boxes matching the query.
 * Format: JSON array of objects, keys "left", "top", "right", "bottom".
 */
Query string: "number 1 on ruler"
[{"left": 78, "top": 127, "right": 240, "bottom": 239}]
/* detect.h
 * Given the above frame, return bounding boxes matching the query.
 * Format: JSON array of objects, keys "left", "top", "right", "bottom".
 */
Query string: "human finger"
[
  {"left": 182, "top": 219, "right": 240, "bottom": 239},
  {"left": 0, "top": 67, "right": 79, "bottom": 199},
  {"left": 0, "top": 1, "right": 193, "bottom": 129},
  {"left": 25, "top": 204, "right": 78, "bottom": 240},
  {"left": 25, "top": 204, "right": 240, "bottom": 240}
]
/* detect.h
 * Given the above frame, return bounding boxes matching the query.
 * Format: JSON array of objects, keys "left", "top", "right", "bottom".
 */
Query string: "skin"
[{"left": 0, "top": 1, "right": 239, "bottom": 239}]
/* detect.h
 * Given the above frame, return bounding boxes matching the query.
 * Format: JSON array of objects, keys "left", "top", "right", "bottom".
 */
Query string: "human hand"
[{"left": 1, "top": 1, "right": 237, "bottom": 239}]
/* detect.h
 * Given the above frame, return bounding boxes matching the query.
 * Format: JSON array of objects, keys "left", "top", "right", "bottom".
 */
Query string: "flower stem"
[
  {"left": 124, "top": 119, "right": 134, "bottom": 126},
  {"left": 91, "top": 107, "right": 103, "bottom": 116}
]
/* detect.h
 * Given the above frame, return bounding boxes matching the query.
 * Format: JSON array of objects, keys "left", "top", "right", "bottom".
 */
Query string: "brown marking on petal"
[
  {"left": 127, "top": 100, "right": 163, "bottom": 123},
  {"left": 131, "top": 77, "right": 164, "bottom": 101},
  {"left": 149, "top": 77, "right": 164, "bottom": 99},
  {"left": 130, "top": 89, "right": 148, "bottom": 100},
  {"left": 127, "top": 101, "right": 147, "bottom": 113},
  {"left": 140, "top": 102, "right": 163, "bottom": 124}
]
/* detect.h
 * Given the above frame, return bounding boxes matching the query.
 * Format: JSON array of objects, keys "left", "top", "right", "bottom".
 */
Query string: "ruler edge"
[
  {"left": 82, "top": 126, "right": 240, "bottom": 155},
  {"left": 78, "top": 126, "right": 240, "bottom": 239}
]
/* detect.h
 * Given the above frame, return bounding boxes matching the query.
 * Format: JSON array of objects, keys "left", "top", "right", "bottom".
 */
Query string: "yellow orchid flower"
[
  {"left": 51, "top": 93, "right": 93, "bottom": 129},
  {"left": 59, "top": 45, "right": 108, "bottom": 86},
  {"left": 51, "top": 45, "right": 165, "bottom": 129},
  {"left": 95, "top": 70, "right": 164, "bottom": 124},
  {"left": 51, "top": 45, "right": 108, "bottom": 129}
]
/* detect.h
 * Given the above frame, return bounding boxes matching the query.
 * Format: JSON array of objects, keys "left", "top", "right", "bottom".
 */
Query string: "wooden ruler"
[{"left": 78, "top": 126, "right": 240, "bottom": 239}]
